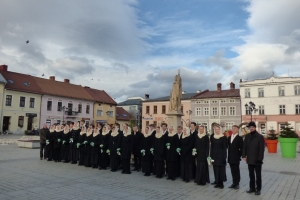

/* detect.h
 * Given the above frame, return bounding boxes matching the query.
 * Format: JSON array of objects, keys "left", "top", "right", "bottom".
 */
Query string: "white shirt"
[
  {"left": 178, "top": 132, "right": 182, "bottom": 139},
  {"left": 231, "top": 133, "right": 238, "bottom": 143}
]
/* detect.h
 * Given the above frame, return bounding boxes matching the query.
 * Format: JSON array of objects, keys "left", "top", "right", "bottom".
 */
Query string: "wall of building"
[
  {"left": 0, "top": 83, "right": 5, "bottom": 132},
  {"left": 93, "top": 103, "right": 116, "bottom": 125},
  {"left": 40, "top": 95, "right": 94, "bottom": 127},
  {"left": 142, "top": 100, "right": 192, "bottom": 130},
  {"left": 2, "top": 90, "right": 42, "bottom": 134},
  {"left": 191, "top": 97, "right": 241, "bottom": 133}
]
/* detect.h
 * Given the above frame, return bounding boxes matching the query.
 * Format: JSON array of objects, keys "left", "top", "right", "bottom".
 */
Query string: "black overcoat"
[
  {"left": 165, "top": 134, "right": 180, "bottom": 162},
  {"left": 195, "top": 135, "right": 210, "bottom": 162},
  {"left": 227, "top": 134, "right": 244, "bottom": 165},
  {"left": 210, "top": 135, "right": 227, "bottom": 166},
  {"left": 132, "top": 131, "right": 143, "bottom": 156},
  {"left": 180, "top": 135, "right": 195, "bottom": 164},
  {"left": 242, "top": 131, "right": 265, "bottom": 165}
]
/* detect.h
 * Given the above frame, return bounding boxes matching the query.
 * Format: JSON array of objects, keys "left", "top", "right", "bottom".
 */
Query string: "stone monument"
[{"left": 166, "top": 70, "right": 184, "bottom": 128}]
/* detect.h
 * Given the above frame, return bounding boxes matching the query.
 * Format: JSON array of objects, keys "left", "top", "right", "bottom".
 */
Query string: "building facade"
[
  {"left": 116, "top": 107, "right": 132, "bottom": 128},
  {"left": 191, "top": 83, "right": 241, "bottom": 134},
  {"left": 142, "top": 93, "right": 196, "bottom": 130},
  {"left": 0, "top": 73, "right": 6, "bottom": 133},
  {"left": 240, "top": 76, "right": 300, "bottom": 135}
]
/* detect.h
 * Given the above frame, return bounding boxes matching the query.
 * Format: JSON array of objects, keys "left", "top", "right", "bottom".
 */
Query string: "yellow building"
[
  {"left": 84, "top": 87, "right": 117, "bottom": 125},
  {"left": 0, "top": 65, "right": 43, "bottom": 134}
]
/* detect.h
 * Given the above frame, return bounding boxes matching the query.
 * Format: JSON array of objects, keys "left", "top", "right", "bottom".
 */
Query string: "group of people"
[{"left": 39, "top": 120, "right": 265, "bottom": 196}]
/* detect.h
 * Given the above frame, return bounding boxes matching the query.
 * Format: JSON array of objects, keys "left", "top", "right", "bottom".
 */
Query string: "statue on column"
[{"left": 169, "top": 70, "right": 182, "bottom": 112}]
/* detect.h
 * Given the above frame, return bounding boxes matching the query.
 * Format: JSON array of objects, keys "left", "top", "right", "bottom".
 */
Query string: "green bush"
[{"left": 279, "top": 123, "right": 299, "bottom": 138}]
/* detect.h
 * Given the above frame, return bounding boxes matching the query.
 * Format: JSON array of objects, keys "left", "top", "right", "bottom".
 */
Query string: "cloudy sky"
[{"left": 1, "top": 0, "right": 300, "bottom": 102}]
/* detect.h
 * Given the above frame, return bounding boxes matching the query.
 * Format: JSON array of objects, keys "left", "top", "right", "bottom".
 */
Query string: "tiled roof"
[
  {"left": 118, "top": 99, "right": 143, "bottom": 106},
  {"left": 116, "top": 107, "right": 132, "bottom": 121},
  {"left": 0, "top": 71, "right": 43, "bottom": 94},
  {"left": 193, "top": 89, "right": 240, "bottom": 99},
  {"left": 84, "top": 87, "right": 117, "bottom": 105},
  {"left": 33, "top": 77, "right": 94, "bottom": 101},
  {"left": 144, "top": 93, "right": 197, "bottom": 102}
]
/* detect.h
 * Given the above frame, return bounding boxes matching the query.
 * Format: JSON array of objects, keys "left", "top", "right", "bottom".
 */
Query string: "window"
[
  {"left": 212, "top": 100, "right": 218, "bottom": 104},
  {"left": 181, "top": 105, "right": 183, "bottom": 113},
  {"left": 295, "top": 85, "right": 300, "bottom": 95},
  {"left": 279, "top": 124, "right": 286, "bottom": 131},
  {"left": 68, "top": 103, "right": 73, "bottom": 114},
  {"left": 220, "top": 100, "right": 226, "bottom": 103},
  {"left": 296, "top": 123, "right": 300, "bottom": 131},
  {"left": 129, "top": 106, "right": 136, "bottom": 110},
  {"left": 204, "top": 100, "right": 209, "bottom": 104},
  {"left": 212, "top": 107, "right": 218, "bottom": 116},
  {"left": 146, "top": 121, "right": 149, "bottom": 126},
  {"left": 47, "top": 101, "right": 52, "bottom": 111},
  {"left": 221, "top": 107, "right": 226, "bottom": 116},
  {"left": 86, "top": 105, "right": 90, "bottom": 114},
  {"left": 259, "top": 105, "right": 264, "bottom": 115},
  {"left": 279, "top": 105, "right": 285, "bottom": 114},
  {"left": 204, "top": 108, "right": 209, "bottom": 116},
  {"left": 162, "top": 105, "right": 166, "bottom": 114},
  {"left": 245, "top": 88, "right": 250, "bottom": 98},
  {"left": 18, "top": 116, "right": 24, "bottom": 127},
  {"left": 229, "top": 99, "right": 235, "bottom": 103},
  {"left": 279, "top": 86, "right": 285, "bottom": 96},
  {"left": 122, "top": 114, "right": 128, "bottom": 117},
  {"left": 153, "top": 121, "right": 157, "bottom": 126},
  {"left": 97, "top": 110, "right": 103, "bottom": 116},
  {"left": 107, "top": 111, "right": 114, "bottom": 117},
  {"left": 153, "top": 106, "right": 157, "bottom": 114},
  {"left": 225, "top": 122, "right": 234, "bottom": 131},
  {"left": 260, "top": 123, "right": 266, "bottom": 134},
  {"left": 5, "top": 95, "right": 12, "bottom": 106},
  {"left": 29, "top": 98, "right": 35, "bottom": 108},
  {"left": 19, "top": 96, "right": 26, "bottom": 107},
  {"left": 246, "top": 107, "right": 251, "bottom": 115},
  {"left": 146, "top": 106, "right": 150, "bottom": 114},
  {"left": 195, "top": 107, "right": 201, "bottom": 116},
  {"left": 229, "top": 107, "right": 235, "bottom": 115},
  {"left": 57, "top": 102, "right": 62, "bottom": 111},
  {"left": 296, "top": 105, "right": 300, "bottom": 114},
  {"left": 258, "top": 88, "right": 264, "bottom": 97},
  {"left": 78, "top": 104, "right": 82, "bottom": 113}
]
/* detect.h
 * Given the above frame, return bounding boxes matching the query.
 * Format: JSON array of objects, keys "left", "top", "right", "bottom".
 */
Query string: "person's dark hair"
[
  {"left": 177, "top": 126, "right": 182, "bottom": 129},
  {"left": 70, "top": 122, "right": 74, "bottom": 125},
  {"left": 161, "top": 123, "right": 168, "bottom": 127},
  {"left": 80, "top": 120, "right": 85, "bottom": 123},
  {"left": 156, "top": 126, "right": 160, "bottom": 129},
  {"left": 232, "top": 125, "right": 239, "bottom": 129},
  {"left": 190, "top": 122, "right": 197, "bottom": 127},
  {"left": 149, "top": 124, "right": 155, "bottom": 128},
  {"left": 90, "top": 124, "right": 95, "bottom": 129}
]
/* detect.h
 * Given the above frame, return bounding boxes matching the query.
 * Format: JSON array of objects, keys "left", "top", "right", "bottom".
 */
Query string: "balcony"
[{"left": 64, "top": 110, "right": 79, "bottom": 116}]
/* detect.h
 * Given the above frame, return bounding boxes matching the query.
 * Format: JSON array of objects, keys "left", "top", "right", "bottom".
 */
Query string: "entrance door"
[
  {"left": 3, "top": 116, "right": 10, "bottom": 132},
  {"left": 27, "top": 117, "right": 33, "bottom": 130}
]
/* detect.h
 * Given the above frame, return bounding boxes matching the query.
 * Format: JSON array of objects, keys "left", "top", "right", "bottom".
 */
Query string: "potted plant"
[
  {"left": 265, "top": 129, "right": 278, "bottom": 153},
  {"left": 278, "top": 122, "right": 299, "bottom": 158}
]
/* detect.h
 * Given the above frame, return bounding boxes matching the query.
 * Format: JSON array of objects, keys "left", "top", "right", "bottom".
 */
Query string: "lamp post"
[
  {"left": 136, "top": 110, "right": 141, "bottom": 130},
  {"left": 245, "top": 101, "right": 258, "bottom": 122}
]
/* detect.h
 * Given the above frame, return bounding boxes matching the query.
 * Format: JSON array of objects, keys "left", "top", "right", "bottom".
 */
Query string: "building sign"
[
  {"left": 144, "top": 117, "right": 153, "bottom": 120},
  {"left": 242, "top": 116, "right": 267, "bottom": 121},
  {"left": 154, "top": 117, "right": 164, "bottom": 121},
  {"left": 96, "top": 120, "right": 107, "bottom": 123},
  {"left": 26, "top": 113, "right": 37, "bottom": 117}
]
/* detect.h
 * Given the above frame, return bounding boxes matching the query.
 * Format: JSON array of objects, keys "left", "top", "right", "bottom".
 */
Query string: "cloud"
[
  {"left": 112, "top": 62, "right": 130, "bottom": 73},
  {"left": 202, "top": 50, "right": 233, "bottom": 70}
]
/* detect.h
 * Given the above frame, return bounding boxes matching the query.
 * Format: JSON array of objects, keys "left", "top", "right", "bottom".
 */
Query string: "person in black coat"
[
  {"left": 194, "top": 125, "right": 210, "bottom": 185},
  {"left": 53, "top": 125, "right": 63, "bottom": 162},
  {"left": 69, "top": 122, "right": 80, "bottom": 164},
  {"left": 166, "top": 125, "right": 180, "bottom": 181},
  {"left": 109, "top": 126, "right": 122, "bottom": 172},
  {"left": 242, "top": 122, "right": 265, "bottom": 196},
  {"left": 180, "top": 127, "right": 195, "bottom": 183},
  {"left": 141, "top": 127, "right": 154, "bottom": 176},
  {"left": 228, "top": 125, "right": 244, "bottom": 189},
  {"left": 61, "top": 125, "right": 70, "bottom": 163},
  {"left": 132, "top": 126, "right": 142, "bottom": 172},
  {"left": 121, "top": 124, "right": 133, "bottom": 174},
  {"left": 99, "top": 126, "right": 110, "bottom": 170},
  {"left": 210, "top": 125, "right": 227, "bottom": 189},
  {"left": 152, "top": 126, "right": 166, "bottom": 178},
  {"left": 90, "top": 127, "right": 101, "bottom": 168},
  {"left": 190, "top": 122, "right": 198, "bottom": 178},
  {"left": 84, "top": 125, "right": 94, "bottom": 167},
  {"left": 78, "top": 127, "right": 86, "bottom": 166},
  {"left": 46, "top": 125, "right": 55, "bottom": 161}
]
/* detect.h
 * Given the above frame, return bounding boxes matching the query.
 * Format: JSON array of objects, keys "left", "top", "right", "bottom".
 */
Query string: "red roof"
[
  {"left": 84, "top": 87, "right": 117, "bottom": 105},
  {"left": 0, "top": 71, "right": 43, "bottom": 94},
  {"left": 116, "top": 107, "right": 132, "bottom": 121},
  {"left": 193, "top": 89, "right": 240, "bottom": 99}
]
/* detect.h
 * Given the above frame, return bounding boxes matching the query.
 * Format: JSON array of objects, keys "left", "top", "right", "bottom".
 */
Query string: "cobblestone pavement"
[{"left": 0, "top": 138, "right": 300, "bottom": 200}]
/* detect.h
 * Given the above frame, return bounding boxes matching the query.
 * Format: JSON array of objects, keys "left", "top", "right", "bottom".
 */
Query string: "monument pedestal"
[{"left": 166, "top": 111, "right": 184, "bottom": 128}]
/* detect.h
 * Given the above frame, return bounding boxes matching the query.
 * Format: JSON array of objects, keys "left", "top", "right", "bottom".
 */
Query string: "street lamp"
[
  {"left": 245, "top": 101, "right": 258, "bottom": 122},
  {"left": 136, "top": 110, "right": 141, "bottom": 130}
]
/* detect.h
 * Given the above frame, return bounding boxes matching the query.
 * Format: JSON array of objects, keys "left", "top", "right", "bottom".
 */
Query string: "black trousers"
[
  {"left": 133, "top": 155, "right": 141, "bottom": 170},
  {"left": 248, "top": 164, "right": 262, "bottom": 191},
  {"left": 40, "top": 143, "right": 46, "bottom": 158},
  {"left": 230, "top": 164, "right": 240, "bottom": 185}
]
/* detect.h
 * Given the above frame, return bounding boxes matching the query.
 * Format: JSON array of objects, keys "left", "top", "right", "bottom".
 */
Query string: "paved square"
[{"left": 0, "top": 137, "right": 300, "bottom": 200}]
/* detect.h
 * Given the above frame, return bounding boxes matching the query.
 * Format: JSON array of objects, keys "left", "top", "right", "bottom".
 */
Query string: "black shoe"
[
  {"left": 255, "top": 190, "right": 261, "bottom": 195},
  {"left": 47, "top": 159, "right": 52, "bottom": 161},
  {"left": 214, "top": 184, "right": 220, "bottom": 188},
  {"left": 132, "top": 169, "right": 137, "bottom": 171},
  {"left": 126, "top": 172, "right": 132, "bottom": 174},
  {"left": 219, "top": 185, "right": 224, "bottom": 189},
  {"left": 229, "top": 184, "right": 235, "bottom": 188},
  {"left": 246, "top": 189, "right": 255, "bottom": 193},
  {"left": 211, "top": 181, "right": 217, "bottom": 185},
  {"left": 166, "top": 177, "right": 171, "bottom": 180},
  {"left": 71, "top": 162, "right": 76, "bottom": 164},
  {"left": 172, "top": 178, "right": 175, "bottom": 181},
  {"left": 234, "top": 185, "right": 240, "bottom": 189},
  {"left": 137, "top": 169, "right": 141, "bottom": 172},
  {"left": 98, "top": 167, "right": 102, "bottom": 170}
]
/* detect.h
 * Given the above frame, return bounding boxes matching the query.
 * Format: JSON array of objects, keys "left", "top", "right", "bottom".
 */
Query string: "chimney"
[
  {"left": 145, "top": 94, "right": 149, "bottom": 99},
  {"left": 197, "top": 90, "right": 201, "bottom": 93},
  {"left": 49, "top": 76, "right": 55, "bottom": 81},
  {"left": 240, "top": 79, "right": 242, "bottom": 83},
  {"left": 0, "top": 65, "right": 8, "bottom": 72},
  {"left": 182, "top": 91, "right": 186, "bottom": 94},
  {"left": 217, "top": 83, "right": 222, "bottom": 92},
  {"left": 84, "top": 86, "right": 90, "bottom": 88},
  {"left": 64, "top": 79, "right": 70, "bottom": 83},
  {"left": 230, "top": 82, "right": 235, "bottom": 90}
]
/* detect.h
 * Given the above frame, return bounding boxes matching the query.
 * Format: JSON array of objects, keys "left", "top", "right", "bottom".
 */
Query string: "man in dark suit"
[
  {"left": 242, "top": 122, "right": 265, "bottom": 196},
  {"left": 132, "top": 125, "right": 142, "bottom": 171},
  {"left": 228, "top": 125, "right": 244, "bottom": 189},
  {"left": 190, "top": 122, "right": 198, "bottom": 137}
]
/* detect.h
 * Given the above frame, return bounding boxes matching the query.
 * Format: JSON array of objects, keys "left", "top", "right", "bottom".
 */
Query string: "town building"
[
  {"left": 84, "top": 87, "right": 117, "bottom": 125},
  {"left": 240, "top": 76, "right": 300, "bottom": 135},
  {"left": 141, "top": 93, "right": 196, "bottom": 129},
  {"left": 0, "top": 65, "right": 43, "bottom": 134},
  {"left": 0, "top": 72, "right": 7, "bottom": 133},
  {"left": 116, "top": 107, "right": 132, "bottom": 128},
  {"left": 191, "top": 83, "right": 241, "bottom": 134}
]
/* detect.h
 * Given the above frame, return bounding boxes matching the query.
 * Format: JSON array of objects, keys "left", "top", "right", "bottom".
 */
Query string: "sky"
[{"left": 0, "top": 0, "right": 300, "bottom": 102}]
